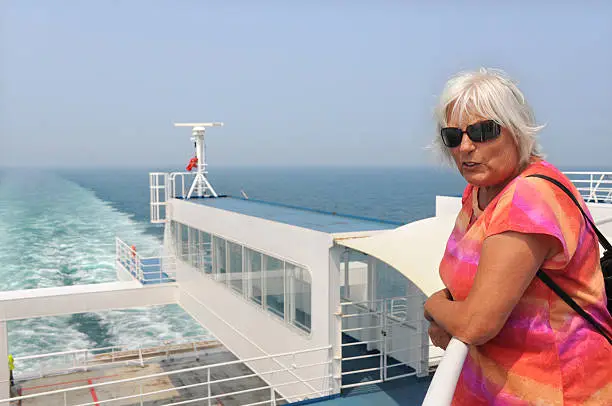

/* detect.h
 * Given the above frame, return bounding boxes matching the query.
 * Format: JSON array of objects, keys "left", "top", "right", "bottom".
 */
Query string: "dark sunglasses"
[{"left": 440, "top": 120, "right": 501, "bottom": 148}]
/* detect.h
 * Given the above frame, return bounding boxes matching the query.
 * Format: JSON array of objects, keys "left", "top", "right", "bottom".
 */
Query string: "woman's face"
[{"left": 446, "top": 113, "right": 521, "bottom": 188}]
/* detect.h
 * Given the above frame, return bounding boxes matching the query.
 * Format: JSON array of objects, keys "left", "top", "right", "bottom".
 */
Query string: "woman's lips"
[{"left": 462, "top": 162, "right": 480, "bottom": 169}]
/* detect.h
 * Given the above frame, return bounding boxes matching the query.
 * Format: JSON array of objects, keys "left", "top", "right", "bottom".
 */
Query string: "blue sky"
[{"left": 1, "top": 1, "right": 610, "bottom": 169}]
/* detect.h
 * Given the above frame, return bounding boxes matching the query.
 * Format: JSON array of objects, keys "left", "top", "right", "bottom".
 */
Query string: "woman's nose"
[{"left": 459, "top": 132, "right": 476, "bottom": 153}]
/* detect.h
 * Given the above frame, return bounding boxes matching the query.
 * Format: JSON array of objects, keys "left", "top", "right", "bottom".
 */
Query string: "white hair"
[{"left": 433, "top": 68, "right": 545, "bottom": 166}]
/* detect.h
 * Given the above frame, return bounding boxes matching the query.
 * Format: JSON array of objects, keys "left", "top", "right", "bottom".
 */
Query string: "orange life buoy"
[
  {"left": 186, "top": 157, "right": 198, "bottom": 171},
  {"left": 131, "top": 245, "right": 136, "bottom": 257}
]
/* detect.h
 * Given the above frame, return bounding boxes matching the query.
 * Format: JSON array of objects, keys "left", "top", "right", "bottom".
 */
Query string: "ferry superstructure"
[{"left": 0, "top": 123, "right": 610, "bottom": 405}]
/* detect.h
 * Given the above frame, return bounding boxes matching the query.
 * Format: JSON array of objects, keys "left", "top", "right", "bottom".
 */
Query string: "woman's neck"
[{"left": 477, "top": 158, "right": 533, "bottom": 210}]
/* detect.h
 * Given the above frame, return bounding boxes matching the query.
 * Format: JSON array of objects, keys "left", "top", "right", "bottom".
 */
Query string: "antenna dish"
[{"left": 174, "top": 122, "right": 224, "bottom": 128}]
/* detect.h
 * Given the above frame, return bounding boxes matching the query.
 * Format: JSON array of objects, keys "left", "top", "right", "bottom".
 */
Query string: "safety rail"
[
  {"left": 339, "top": 295, "right": 431, "bottom": 389},
  {"left": 168, "top": 172, "right": 197, "bottom": 200},
  {"left": 563, "top": 171, "right": 612, "bottom": 204},
  {"left": 149, "top": 172, "right": 200, "bottom": 223},
  {"left": 2, "top": 346, "right": 333, "bottom": 406},
  {"left": 149, "top": 172, "right": 168, "bottom": 223},
  {"left": 13, "top": 335, "right": 215, "bottom": 381},
  {"left": 422, "top": 338, "right": 468, "bottom": 406},
  {"left": 115, "top": 237, "right": 177, "bottom": 284}
]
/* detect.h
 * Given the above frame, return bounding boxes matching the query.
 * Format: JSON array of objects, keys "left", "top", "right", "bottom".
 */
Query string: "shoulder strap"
[
  {"left": 526, "top": 174, "right": 612, "bottom": 251},
  {"left": 537, "top": 270, "right": 611, "bottom": 344},
  {"left": 526, "top": 174, "right": 612, "bottom": 345}
]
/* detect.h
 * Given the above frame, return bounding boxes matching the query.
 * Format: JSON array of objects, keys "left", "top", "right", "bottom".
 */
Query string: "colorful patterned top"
[{"left": 439, "top": 159, "right": 612, "bottom": 405}]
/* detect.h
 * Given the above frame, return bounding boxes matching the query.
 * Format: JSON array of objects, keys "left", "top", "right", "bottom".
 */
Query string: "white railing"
[
  {"left": 422, "top": 338, "right": 468, "bottom": 406},
  {"left": 13, "top": 335, "right": 215, "bottom": 380},
  {"left": 115, "top": 237, "right": 177, "bottom": 284},
  {"left": 339, "top": 295, "right": 431, "bottom": 389},
  {"left": 149, "top": 171, "right": 201, "bottom": 223},
  {"left": 168, "top": 172, "right": 197, "bottom": 200},
  {"left": 563, "top": 171, "right": 612, "bottom": 204},
  {"left": 149, "top": 172, "right": 168, "bottom": 223},
  {"left": 2, "top": 346, "right": 333, "bottom": 406}
]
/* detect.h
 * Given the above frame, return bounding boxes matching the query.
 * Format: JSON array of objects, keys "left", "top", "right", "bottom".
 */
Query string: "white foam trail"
[{"left": 0, "top": 170, "right": 207, "bottom": 370}]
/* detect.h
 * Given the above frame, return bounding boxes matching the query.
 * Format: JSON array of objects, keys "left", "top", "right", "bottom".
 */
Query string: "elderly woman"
[{"left": 423, "top": 68, "right": 612, "bottom": 405}]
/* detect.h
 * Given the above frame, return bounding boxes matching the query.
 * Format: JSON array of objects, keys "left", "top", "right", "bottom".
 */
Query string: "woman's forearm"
[
  {"left": 424, "top": 293, "right": 501, "bottom": 345},
  {"left": 425, "top": 294, "right": 469, "bottom": 339}
]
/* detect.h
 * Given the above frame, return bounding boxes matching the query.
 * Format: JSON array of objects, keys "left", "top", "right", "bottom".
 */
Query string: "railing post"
[
  {"left": 139, "top": 346, "right": 144, "bottom": 367},
  {"left": 193, "top": 342, "right": 199, "bottom": 361},
  {"left": 64, "top": 391, "right": 67, "bottom": 406},
  {"left": 270, "top": 387, "right": 276, "bottom": 406},
  {"left": 140, "top": 382, "right": 144, "bottom": 406},
  {"left": 138, "top": 257, "right": 143, "bottom": 282},
  {"left": 382, "top": 302, "right": 388, "bottom": 381},
  {"left": 207, "top": 367, "right": 212, "bottom": 406}
]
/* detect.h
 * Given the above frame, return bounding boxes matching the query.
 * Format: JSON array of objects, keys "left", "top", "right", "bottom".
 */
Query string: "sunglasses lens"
[
  {"left": 441, "top": 128, "right": 462, "bottom": 147},
  {"left": 467, "top": 120, "right": 500, "bottom": 142}
]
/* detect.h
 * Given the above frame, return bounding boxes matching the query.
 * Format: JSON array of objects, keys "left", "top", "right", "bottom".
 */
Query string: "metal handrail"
[
  {"left": 1, "top": 345, "right": 333, "bottom": 405},
  {"left": 116, "top": 237, "right": 177, "bottom": 284},
  {"left": 563, "top": 171, "right": 612, "bottom": 203},
  {"left": 13, "top": 334, "right": 215, "bottom": 380},
  {"left": 422, "top": 338, "right": 468, "bottom": 406}
]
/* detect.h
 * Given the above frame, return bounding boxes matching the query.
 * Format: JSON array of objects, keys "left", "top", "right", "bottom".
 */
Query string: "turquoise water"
[{"left": 0, "top": 166, "right": 465, "bottom": 361}]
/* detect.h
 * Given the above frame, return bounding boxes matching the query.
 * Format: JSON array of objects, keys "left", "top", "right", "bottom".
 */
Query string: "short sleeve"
[{"left": 483, "top": 177, "right": 583, "bottom": 270}]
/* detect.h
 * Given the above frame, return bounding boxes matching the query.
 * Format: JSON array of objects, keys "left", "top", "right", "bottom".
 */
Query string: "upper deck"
[{"left": 188, "top": 196, "right": 402, "bottom": 234}]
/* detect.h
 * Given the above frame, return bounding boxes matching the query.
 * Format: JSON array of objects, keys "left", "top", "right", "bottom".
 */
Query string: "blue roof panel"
[{"left": 188, "top": 196, "right": 401, "bottom": 234}]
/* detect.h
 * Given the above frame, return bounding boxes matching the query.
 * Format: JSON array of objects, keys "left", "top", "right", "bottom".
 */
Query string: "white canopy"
[{"left": 335, "top": 216, "right": 456, "bottom": 297}]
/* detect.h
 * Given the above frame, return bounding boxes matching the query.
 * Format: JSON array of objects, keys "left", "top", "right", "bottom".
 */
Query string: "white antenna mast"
[{"left": 174, "top": 122, "right": 224, "bottom": 199}]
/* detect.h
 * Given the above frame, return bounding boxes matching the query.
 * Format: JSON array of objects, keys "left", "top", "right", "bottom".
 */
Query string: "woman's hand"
[
  {"left": 425, "top": 288, "right": 453, "bottom": 349},
  {"left": 429, "top": 320, "right": 452, "bottom": 350},
  {"left": 424, "top": 288, "right": 452, "bottom": 321}
]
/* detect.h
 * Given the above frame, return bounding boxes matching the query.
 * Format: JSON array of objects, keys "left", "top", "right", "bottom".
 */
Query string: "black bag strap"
[
  {"left": 536, "top": 270, "right": 611, "bottom": 344},
  {"left": 526, "top": 174, "right": 612, "bottom": 345},
  {"left": 527, "top": 173, "right": 612, "bottom": 345},
  {"left": 527, "top": 174, "right": 612, "bottom": 251}
]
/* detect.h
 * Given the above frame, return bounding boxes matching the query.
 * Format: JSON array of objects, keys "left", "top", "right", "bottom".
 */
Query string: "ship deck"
[
  {"left": 308, "top": 377, "right": 432, "bottom": 406},
  {"left": 188, "top": 196, "right": 402, "bottom": 233},
  {"left": 12, "top": 342, "right": 434, "bottom": 406},
  {"left": 13, "top": 346, "right": 286, "bottom": 406}
]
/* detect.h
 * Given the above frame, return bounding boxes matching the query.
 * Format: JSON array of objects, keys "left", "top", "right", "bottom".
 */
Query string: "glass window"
[
  {"left": 264, "top": 255, "right": 284, "bottom": 319},
  {"left": 200, "top": 231, "right": 213, "bottom": 274},
  {"left": 171, "top": 221, "right": 181, "bottom": 257},
  {"left": 213, "top": 236, "right": 226, "bottom": 281},
  {"left": 287, "top": 264, "right": 312, "bottom": 332},
  {"left": 228, "top": 242, "right": 243, "bottom": 294},
  {"left": 181, "top": 224, "right": 189, "bottom": 262},
  {"left": 245, "top": 249, "right": 263, "bottom": 306},
  {"left": 189, "top": 227, "right": 199, "bottom": 269}
]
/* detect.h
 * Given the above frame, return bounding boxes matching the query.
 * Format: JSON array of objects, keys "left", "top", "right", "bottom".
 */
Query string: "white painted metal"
[
  {"left": 149, "top": 172, "right": 168, "bottom": 223},
  {"left": 422, "top": 338, "right": 469, "bottom": 406},
  {"left": 0, "top": 282, "right": 178, "bottom": 321},
  {"left": 115, "top": 237, "right": 177, "bottom": 284},
  {"left": 14, "top": 334, "right": 212, "bottom": 380},
  {"left": 563, "top": 171, "right": 612, "bottom": 204},
  {"left": 0, "top": 345, "right": 332, "bottom": 405},
  {"left": 0, "top": 322, "right": 7, "bottom": 401},
  {"left": 174, "top": 122, "right": 223, "bottom": 199},
  {"left": 339, "top": 295, "right": 430, "bottom": 389}
]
